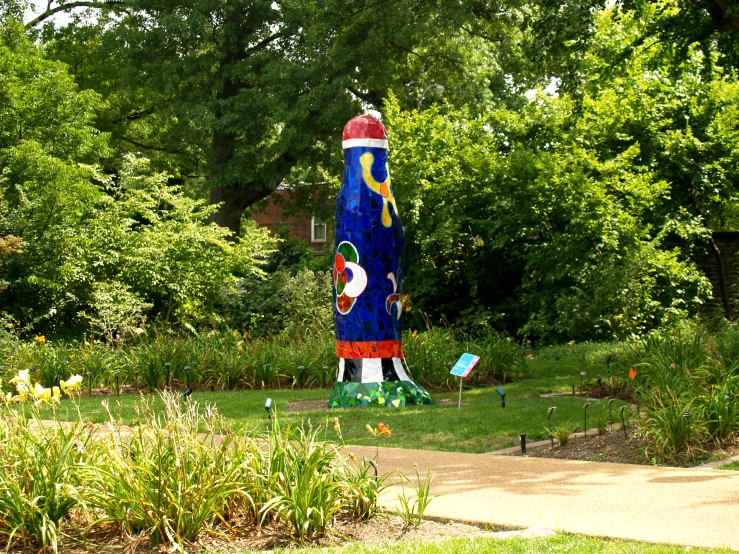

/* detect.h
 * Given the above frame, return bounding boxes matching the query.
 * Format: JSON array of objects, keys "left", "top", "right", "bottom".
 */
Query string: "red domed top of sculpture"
[{"left": 342, "top": 115, "right": 387, "bottom": 143}]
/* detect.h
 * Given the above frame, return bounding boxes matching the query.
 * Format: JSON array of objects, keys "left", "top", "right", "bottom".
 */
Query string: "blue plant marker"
[
  {"left": 450, "top": 353, "right": 480, "bottom": 410},
  {"left": 450, "top": 353, "right": 480, "bottom": 378}
]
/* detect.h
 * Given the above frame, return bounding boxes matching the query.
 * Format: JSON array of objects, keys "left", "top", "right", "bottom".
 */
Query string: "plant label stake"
[
  {"left": 608, "top": 398, "right": 615, "bottom": 424},
  {"left": 620, "top": 405, "right": 628, "bottom": 438},
  {"left": 683, "top": 412, "right": 691, "bottom": 446},
  {"left": 583, "top": 402, "right": 590, "bottom": 438},
  {"left": 184, "top": 365, "right": 191, "bottom": 389},
  {"left": 580, "top": 371, "right": 587, "bottom": 392},
  {"left": 520, "top": 433, "right": 527, "bottom": 455},
  {"left": 548, "top": 407, "right": 557, "bottom": 447},
  {"left": 114, "top": 372, "right": 120, "bottom": 396},
  {"left": 86, "top": 371, "right": 92, "bottom": 396},
  {"left": 450, "top": 353, "right": 480, "bottom": 411}
]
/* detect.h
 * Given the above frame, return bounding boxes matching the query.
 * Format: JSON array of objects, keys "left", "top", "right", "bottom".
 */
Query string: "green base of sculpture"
[{"left": 328, "top": 381, "right": 434, "bottom": 408}]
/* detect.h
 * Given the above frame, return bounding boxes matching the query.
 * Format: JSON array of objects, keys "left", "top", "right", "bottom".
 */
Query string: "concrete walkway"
[{"left": 348, "top": 445, "right": 739, "bottom": 551}]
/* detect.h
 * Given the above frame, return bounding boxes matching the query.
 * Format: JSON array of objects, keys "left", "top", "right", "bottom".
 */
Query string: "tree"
[
  {"left": 385, "top": 38, "right": 732, "bottom": 341},
  {"left": 28, "top": 0, "right": 508, "bottom": 236},
  {"left": 0, "top": 23, "right": 275, "bottom": 335},
  {"left": 518, "top": 0, "right": 739, "bottom": 92}
]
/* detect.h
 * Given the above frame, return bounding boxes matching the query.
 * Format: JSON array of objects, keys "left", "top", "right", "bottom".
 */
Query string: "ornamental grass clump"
[
  {"left": 87, "top": 393, "right": 248, "bottom": 547},
  {"left": 624, "top": 322, "right": 739, "bottom": 461},
  {"left": 260, "top": 422, "right": 346, "bottom": 541},
  {"left": 0, "top": 386, "right": 96, "bottom": 553},
  {"left": 0, "top": 376, "right": 385, "bottom": 550}
]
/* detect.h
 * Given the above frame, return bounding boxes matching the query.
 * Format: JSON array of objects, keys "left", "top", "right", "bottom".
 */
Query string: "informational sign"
[{"left": 450, "top": 353, "right": 480, "bottom": 378}]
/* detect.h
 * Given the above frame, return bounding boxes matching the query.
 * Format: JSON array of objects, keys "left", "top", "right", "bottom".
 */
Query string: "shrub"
[
  {"left": 87, "top": 394, "right": 246, "bottom": 546},
  {"left": 552, "top": 423, "right": 577, "bottom": 447},
  {"left": 641, "top": 389, "right": 699, "bottom": 461},
  {"left": 0, "top": 414, "right": 98, "bottom": 552}
]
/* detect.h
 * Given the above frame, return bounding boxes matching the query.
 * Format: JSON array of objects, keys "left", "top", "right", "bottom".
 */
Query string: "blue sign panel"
[{"left": 450, "top": 353, "right": 480, "bottom": 378}]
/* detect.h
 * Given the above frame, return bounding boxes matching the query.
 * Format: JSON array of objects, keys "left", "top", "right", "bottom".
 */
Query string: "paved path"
[{"left": 348, "top": 445, "right": 739, "bottom": 551}]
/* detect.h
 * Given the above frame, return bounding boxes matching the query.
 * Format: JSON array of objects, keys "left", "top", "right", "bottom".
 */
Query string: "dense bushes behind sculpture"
[{"left": 0, "top": 327, "right": 527, "bottom": 393}]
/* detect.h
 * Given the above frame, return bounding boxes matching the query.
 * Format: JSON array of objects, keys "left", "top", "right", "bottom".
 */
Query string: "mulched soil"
[
  {"left": 512, "top": 426, "right": 739, "bottom": 467},
  {"left": 2, "top": 515, "right": 506, "bottom": 553},
  {"left": 286, "top": 397, "right": 466, "bottom": 412}
]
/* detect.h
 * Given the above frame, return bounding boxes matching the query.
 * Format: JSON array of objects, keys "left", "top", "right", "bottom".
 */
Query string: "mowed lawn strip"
[
  {"left": 252, "top": 533, "right": 734, "bottom": 554},
  {"left": 29, "top": 358, "right": 628, "bottom": 453}
]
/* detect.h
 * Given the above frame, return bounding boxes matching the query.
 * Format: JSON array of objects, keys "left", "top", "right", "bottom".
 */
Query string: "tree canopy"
[
  {"left": 0, "top": 23, "right": 274, "bottom": 336},
  {"left": 1, "top": 0, "right": 738, "bottom": 341}
]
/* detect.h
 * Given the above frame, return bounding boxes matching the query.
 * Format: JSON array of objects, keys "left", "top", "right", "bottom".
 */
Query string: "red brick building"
[{"left": 251, "top": 186, "right": 332, "bottom": 255}]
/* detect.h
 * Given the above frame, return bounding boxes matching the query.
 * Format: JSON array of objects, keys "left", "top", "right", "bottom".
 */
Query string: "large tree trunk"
[
  {"left": 209, "top": 184, "right": 272, "bottom": 237},
  {"left": 709, "top": 234, "right": 734, "bottom": 320}
]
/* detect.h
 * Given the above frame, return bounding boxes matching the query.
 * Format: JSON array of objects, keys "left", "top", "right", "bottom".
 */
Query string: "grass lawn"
[
  {"left": 716, "top": 460, "right": 739, "bottom": 471},
  {"left": 255, "top": 533, "right": 732, "bottom": 553},
  {"left": 30, "top": 357, "right": 628, "bottom": 453}
]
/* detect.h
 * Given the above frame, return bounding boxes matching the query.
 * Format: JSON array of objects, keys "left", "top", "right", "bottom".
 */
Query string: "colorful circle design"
[{"left": 334, "top": 241, "right": 367, "bottom": 315}]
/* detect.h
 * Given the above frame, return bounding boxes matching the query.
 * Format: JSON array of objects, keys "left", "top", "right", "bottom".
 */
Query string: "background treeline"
[{"left": 2, "top": 0, "right": 739, "bottom": 343}]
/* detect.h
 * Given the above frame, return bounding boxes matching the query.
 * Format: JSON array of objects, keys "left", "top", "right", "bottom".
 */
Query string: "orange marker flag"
[{"left": 629, "top": 367, "right": 637, "bottom": 379}]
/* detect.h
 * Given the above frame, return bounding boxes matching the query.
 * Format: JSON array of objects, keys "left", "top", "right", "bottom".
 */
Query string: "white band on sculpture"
[{"left": 342, "top": 138, "right": 389, "bottom": 150}]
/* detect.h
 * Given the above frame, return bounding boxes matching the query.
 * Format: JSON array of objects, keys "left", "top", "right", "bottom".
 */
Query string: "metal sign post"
[{"left": 450, "top": 353, "right": 480, "bottom": 411}]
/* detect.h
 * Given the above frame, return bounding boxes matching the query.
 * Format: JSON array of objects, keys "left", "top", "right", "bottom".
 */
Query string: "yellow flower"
[
  {"left": 10, "top": 370, "right": 30, "bottom": 395},
  {"left": 33, "top": 383, "right": 52, "bottom": 406},
  {"left": 332, "top": 417, "right": 342, "bottom": 438},
  {"left": 9, "top": 393, "right": 27, "bottom": 404},
  {"left": 35, "top": 335, "right": 46, "bottom": 344},
  {"left": 60, "top": 374, "right": 83, "bottom": 395}
]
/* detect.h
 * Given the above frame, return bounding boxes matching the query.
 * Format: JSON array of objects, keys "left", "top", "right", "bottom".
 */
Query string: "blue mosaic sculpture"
[{"left": 328, "top": 115, "right": 433, "bottom": 408}]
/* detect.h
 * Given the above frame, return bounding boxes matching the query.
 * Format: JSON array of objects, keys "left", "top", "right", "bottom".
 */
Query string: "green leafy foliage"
[
  {"left": 385, "top": 30, "right": 729, "bottom": 342},
  {"left": 0, "top": 417, "right": 96, "bottom": 551},
  {"left": 0, "top": 392, "right": 385, "bottom": 551},
  {"left": 0, "top": 27, "right": 276, "bottom": 335},
  {"left": 622, "top": 321, "right": 739, "bottom": 460}
]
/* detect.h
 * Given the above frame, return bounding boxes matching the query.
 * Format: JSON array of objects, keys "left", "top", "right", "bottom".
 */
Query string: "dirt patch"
[
  {"left": 287, "top": 399, "right": 329, "bottom": 412},
  {"left": 515, "top": 428, "right": 651, "bottom": 465},
  {"left": 286, "top": 397, "right": 467, "bottom": 412},
  {"left": 3, "top": 515, "right": 505, "bottom": 553},
  {"left": 511, "top": 427, "right": 739, "bottom": 467}
]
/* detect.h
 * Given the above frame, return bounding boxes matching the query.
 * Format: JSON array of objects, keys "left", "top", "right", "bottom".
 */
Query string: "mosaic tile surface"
[
  {"left": 331, "top": 115, "right": 433, "bottom": 408},
  {"left": 328, "top": 381, "right": 434, "bottom": 408}
]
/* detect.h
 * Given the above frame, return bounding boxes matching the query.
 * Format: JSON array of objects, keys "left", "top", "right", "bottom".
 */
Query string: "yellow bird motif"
[{"left": 359, "top": 152, "right": 398, "bottom": 228}]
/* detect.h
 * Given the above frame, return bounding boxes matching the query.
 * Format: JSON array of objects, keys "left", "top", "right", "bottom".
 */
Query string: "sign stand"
[{"left": 450, "top": 353, "right": 480, "bottom": 411}]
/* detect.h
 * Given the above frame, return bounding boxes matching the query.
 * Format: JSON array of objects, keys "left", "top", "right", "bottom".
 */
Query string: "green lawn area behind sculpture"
[
  {"left": 249, "top": 533, "right": 733, "bottom": 554},
  {"left": 33, "top": 357, "right": 627, "bottom": 453}
]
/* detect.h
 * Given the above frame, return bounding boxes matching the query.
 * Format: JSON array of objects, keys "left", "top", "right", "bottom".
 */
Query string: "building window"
[{"left": 311, "top": 216, "right": 327, "bottom": 243}]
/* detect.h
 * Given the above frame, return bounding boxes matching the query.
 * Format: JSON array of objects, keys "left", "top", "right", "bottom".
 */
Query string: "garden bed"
[
  {"left": 3, "top": 516, "right": 501, "bottom": 553},
  {"left": 510, "top": 428, "right": 739, "bottom": 468}
]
